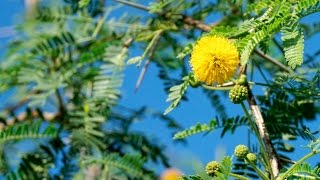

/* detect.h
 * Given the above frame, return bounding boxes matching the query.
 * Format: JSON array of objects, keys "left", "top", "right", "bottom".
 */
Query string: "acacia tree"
[{"left": 0, "top": 0, "right": 320, "bottom": 179}]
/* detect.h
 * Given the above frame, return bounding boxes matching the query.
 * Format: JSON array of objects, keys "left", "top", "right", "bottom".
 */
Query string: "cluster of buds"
[
  {"left": 205, "top": 144, "right": 258, "bottom": 177},
  {"left": 234, "top": 144, "right": 257, "bottom": 164},
  {"left": 229, "top": 75, "right": 248, "bottom": 104}
]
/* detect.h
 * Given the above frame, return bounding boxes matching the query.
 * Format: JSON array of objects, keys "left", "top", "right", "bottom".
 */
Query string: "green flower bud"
[
  {"left": 229, "top": 85, "right": 248, "bottom": 104},
  {"left": 246, "top": 153, "right": 257, "bottom": 164},
  {"left": 205, "top": 161, "right": 220, "bottom": 177},
  {"left": 237, "top": 74, "right": 247, "bottom": 85},
  {"left": 234, "top": 144, "right": 249, "bottom": 159}
]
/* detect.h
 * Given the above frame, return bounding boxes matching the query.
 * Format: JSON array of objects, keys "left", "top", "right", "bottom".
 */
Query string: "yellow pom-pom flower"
[
  {"left": 190, "top": 35, "right": 239, "bottom": 85},
  {"left": 160, "top": 168, "right": 182, "bottom": 180}
]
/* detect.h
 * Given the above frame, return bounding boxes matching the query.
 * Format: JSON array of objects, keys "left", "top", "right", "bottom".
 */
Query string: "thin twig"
[
  {"left": 55, "top": 89, "right": 65, "bottom": 116},
  {"left": 182, "top": 15, "right": 212, "bottom": 32},
  {"left": 201, "top": 85, "right": 233, "bottom": 90},
  {"left": 272, "top": 38, "right": 284, "bottom": 54},
  {"left": 114, "top": 0, "right": 218, "bottom": 31},
  {"left": 134, "top": 31, "right": 162, "bottom": 92},
  {"left": 254, "top": 49, "right": 293, "bottom": 74},
  {"left": 5, "top": 90, "right": 41, "bottom": 112},
  {"left": 244, "top": 156, "right": 269, "bottom": 180},
  {"left": 114, "top": 0, "right": 150, "bottom": 11},
  {"left": 230, "top": 173, "right": 250, "bottom": 180},
  {"left": 92, "top": 11, "right": 108, "bottom": 38}
]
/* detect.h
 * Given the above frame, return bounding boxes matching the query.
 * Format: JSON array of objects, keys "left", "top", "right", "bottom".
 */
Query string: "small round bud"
[
  {"left": 237, "top": 75, "right": 247, "bottom": 85},
  {"left": 234, "top": 145, "right": 249, "bottom": 159},
  {"left": 205, "top": 161, "right": 220, "bottom": 177},
  {"left": 229, "top": 85, "right": 248, "bottom": 104},
  {"left": 246, "top": 153, "right": 257, "bottom": 164}
]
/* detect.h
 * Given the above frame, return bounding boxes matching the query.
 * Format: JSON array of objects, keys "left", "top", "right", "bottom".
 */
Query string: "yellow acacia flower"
[
  {"left": 190, "top": 35, "right": 239, "bottom": 85},
  {"left": 160, "top": 168, "right": 182, "bottom": 180}
]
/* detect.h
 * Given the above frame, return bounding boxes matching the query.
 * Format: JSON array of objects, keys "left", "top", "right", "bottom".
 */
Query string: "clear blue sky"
[{"left": 0, "top": 0, "right": 319, "bottom": 176}]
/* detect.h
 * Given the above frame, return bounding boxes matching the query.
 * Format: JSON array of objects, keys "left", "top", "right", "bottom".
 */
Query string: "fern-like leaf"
[
  {"left": 281, "top": 20, "right": 304, "bottom": 69},
  {"left": 216, "top": 156, "right": 233, "bottom": 180},
  {"left": 81, "top": 153, "right": 151, "bottom": 178},
  {"left": 280, "top": 163, "right": 320, "bottom": 179},
  {"left": 297, "top": 0, "right": 320, "bottom": 17},
  {"left": 79, "top": 0, "right": 91, "bottom": 8},
  {"left": 240, "top": 29, "right": 269, "bottom": 65},
  {"left": 0, "top": 121, "right": 58, "bottom": 143},
  {"left": 173, "top": 120, "right": 217, "bottom": 139},
  {"left": 164, "top": 73, "right": 191, "bottom": 115}
]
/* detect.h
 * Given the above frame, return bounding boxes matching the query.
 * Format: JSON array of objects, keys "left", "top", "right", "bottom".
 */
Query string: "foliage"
[
  {"left": 1, "top": 0, "right": 320, "bottom": 179},
  {"left": 0, "top": 0, "right": 181, "bottom": 179}
]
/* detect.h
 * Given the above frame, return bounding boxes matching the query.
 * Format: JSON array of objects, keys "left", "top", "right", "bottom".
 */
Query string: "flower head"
[
  {"left": 246, "top": 153, "right": 257, "bottom": 164},
  {"left": 229, "top": 85, "right": 248, "bottom": 104},
  {"left": 206, "top": 161, "right": 221, "bottom": 177},
  {"left": 190, "top": 35, "right": 239, "bottom": 85},
  {"left": 160, "top": 168, "right": 182, "bottom": 180},
  {"left": 234, "top": 144, "right": 249, "bottom": 158}
]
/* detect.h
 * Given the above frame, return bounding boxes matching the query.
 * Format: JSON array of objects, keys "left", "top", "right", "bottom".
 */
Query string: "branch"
[
  {"left": 114, "top": 0, "right": 218, "bottom": 31},
  {"left": 135, "top": 31, "right": 162, "bottom": 92},
  {"left": 182, "top": 15, "right": 212, "bottom": 32},
  {"left": 254, "top": 49, "right": 293, "bottom": 74},
  {"left": 114, "top": 0, "right": 150, "bottom": 11},
  {"left": 5, "top": 90, "right": 41, "bottom": 112},
  {"left": 246, "top": 83, "right": 280, "bottom": 177}
]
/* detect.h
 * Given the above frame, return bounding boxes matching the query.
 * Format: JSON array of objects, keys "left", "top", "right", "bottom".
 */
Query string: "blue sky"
[{"left": 0, "top": 0, "right": 319, "bottom": 176}]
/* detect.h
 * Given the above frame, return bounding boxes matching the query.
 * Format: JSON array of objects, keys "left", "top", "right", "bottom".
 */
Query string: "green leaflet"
[
  {"left": 173, "top": 120, "right": 217, "bottom": 139},
  {"left": 281, "top": 20, "right": 304, "bottom": 69},
  {"left": 78, "top": 0, "right": 91, "bottom": 8},
  {"left": 0, "top": 122, "right": 58, "bottom": 143},
  {"left": 173, "top": 116, "right": 247, "bottom": 140},
  {"left": 80, "top": 153, "right": 150, "bottom": 179},
  {"left": 164, "top": 73, "right": 192, "bottom": 115},
  {"left": 215, "top": 156, "right": 233, "bottom": 180},
  {"left": 280, "top": 162, "right": 320, "bottom": 179},
  {"left": 240, "top": 30, "right": 269, "bottom": 65},
  {"left": 297, "top": 0, "right": 320, "bottom": 17}
]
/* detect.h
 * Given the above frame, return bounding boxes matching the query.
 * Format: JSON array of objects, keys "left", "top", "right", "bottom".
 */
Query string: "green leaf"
[
  {"left": 81, "top": 153, "right": 151, "bottom": 178},
  {"left": 173, "top": 120, "right": 217, "bottom": 139},
  {"left": 127, "top": 56, "right": 143, "bottom": 65},
  {"left": 216, "top": 156, "right": 233, "bottom": 180},
  {"left": 281, "top": 20, "right": 304, "bottom": 69},
  {"left": 279, "top": 162, "right": 320, "bottom": 179},
  {"left": 240, "top": 29, "right": 269, "bottom": 65},
  {"left": 297, "top": 0, "right": 320, "bottom": 17},
  {"left": 78, "top": 0, "right": 91, "bottom": 8},
  {"left": 164, "top": 73, "right": 192, "bottom": 115},
  {"left": 0, "top": 122, "right": 58, "bottom": 143},
  {"left": 176, "top": 43, "right": 193, "bottom": 60}
]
